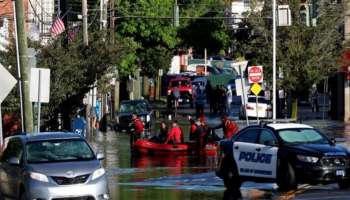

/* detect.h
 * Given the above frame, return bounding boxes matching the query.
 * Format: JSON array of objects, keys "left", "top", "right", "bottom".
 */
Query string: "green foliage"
[
  {"left": 35, "top": 30, "right": 137, "bottom": 127},
  {"left": 234, "top": 0, "right": 345, "bottom": 95},
  {"left": 178, "top": 0, "right": 230, "bottom": 55},
  {"left": 117, "top": 0, "right": 178, "bottom": 78},
  {"left": 116, "top": 0, "right": 231, "bottom": 77}
]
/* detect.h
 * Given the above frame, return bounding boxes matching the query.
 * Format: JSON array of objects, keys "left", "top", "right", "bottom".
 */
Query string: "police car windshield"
[{"left": 278, "top": 129, "right": 329, "bottom": 145}]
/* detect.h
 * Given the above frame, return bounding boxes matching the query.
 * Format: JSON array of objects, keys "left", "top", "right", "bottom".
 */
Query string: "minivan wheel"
[{"left": 277, "top": 162, "right": 297, "bottom": 191}]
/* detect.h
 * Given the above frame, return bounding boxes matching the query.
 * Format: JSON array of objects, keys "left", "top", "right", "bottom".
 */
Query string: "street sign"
[
  {"left": 231, "top": 61, "right": 248, "bottom": 76},
  {"left": 248, "top": 66, "right": 263, "bottom": 84},
  {"left": 30, "top": 68, "right": 50, "bottom": 103},
  {"left": 251, "top": 83, "right": 262, "bottom": 96},
  {"left": 0, "top": 63, "right": 17, "bottom": 103}
]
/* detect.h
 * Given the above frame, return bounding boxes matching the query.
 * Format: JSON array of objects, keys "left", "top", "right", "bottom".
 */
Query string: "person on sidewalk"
[
  {"left": 226, "top": 85, "right": 233, "bottom": 114},
  {"left": 130, "top": 113, "right": 144, "bottom": 146},
  {"left": 164, "top": 120, "right": 184, "bottom": 144},
  {"left": 310, "top": 84, "right": 319, "bottom": 112},
  {"left": 194, "top": 85, "right": 206, "bottom": 119}
]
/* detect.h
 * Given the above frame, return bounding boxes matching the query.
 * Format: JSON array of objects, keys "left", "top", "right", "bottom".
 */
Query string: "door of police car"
[{"left": 233, "top": 128, "right": 278, "bottom": 179}]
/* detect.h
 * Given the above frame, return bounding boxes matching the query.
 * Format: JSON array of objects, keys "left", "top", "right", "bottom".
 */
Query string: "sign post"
[
  {"left": 0, "top": 63, "right": 17, "bottom": 145},
  {"left": 251, "top": 83, "right": 262, "bottom": 124},
  {"left": 30, "top": 68, "right": 50, "bottom": 133},
  {"left": 249, "top": 66, "right": 264, "bottom": 123}
]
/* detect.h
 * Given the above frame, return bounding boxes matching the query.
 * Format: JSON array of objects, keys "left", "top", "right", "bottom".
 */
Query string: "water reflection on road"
[{"left": 91, "top": 120, "right": 350, "bottom": 200}]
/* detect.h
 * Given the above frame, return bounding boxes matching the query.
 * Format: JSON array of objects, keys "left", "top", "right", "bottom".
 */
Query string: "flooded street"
[{"left": 90, "top": 119, "right": 350, "bottom": 200}]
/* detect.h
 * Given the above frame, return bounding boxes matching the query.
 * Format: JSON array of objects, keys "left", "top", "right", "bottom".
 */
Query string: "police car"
[{"left": 216, "top": 123, "right": 350, "bottom": 191}]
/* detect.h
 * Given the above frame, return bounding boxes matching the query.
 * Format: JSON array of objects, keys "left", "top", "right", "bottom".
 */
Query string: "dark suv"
[
  {"left": 216, "top": 123, "right": 350, "bottom": 191},
  {"left": 114, "top": 99, "right": 153, "bottom": 132}
]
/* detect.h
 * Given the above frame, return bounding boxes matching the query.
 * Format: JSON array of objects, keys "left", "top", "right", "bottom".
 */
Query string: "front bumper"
[
  {"left": 25, "top": 174, "right": 109, "bottom": 200},
  {"left": 295, "top": 164, "right": 350, "bottom": 184}
]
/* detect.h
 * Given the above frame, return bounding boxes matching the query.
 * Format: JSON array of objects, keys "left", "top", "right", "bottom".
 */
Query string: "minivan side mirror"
[
  {"left": 8, "top": 157, "right": 20, "bottom": 166},
  {"left": 96, "top": 153, "right": 104, "bottom": 160}
]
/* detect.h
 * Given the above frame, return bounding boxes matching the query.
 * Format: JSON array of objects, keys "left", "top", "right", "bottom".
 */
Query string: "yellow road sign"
[{"left": 251, "top": 83, "right": 262, "bottom": 96}]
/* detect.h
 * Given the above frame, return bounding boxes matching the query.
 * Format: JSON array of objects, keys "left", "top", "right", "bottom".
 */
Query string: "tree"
[
  {"left": 178, "top": 11, "right": 231, "bottom": 56},
  {"left": 34, "top": 30, "right": 137, "bottom": 130},
  {"left": 117, "top": 0, "right": 178, "bottom": 78},
  {"left": 234, "top": 0, "right": 345, "bottom": 96}
]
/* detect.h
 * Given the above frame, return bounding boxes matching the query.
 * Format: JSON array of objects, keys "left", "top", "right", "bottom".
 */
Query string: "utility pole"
[
  {"left": 82, "top": 0, "right": 91, "bottom": 138},
  {"left": 173, "top": 0, "right": 179, "bottom": 27},
  {"left": 110, "top": 0, "right": 120, "bottom": 115},
  {"left": 14, "top": 0, "right": 33, "bottom": 132},
  {"left": 272, "top": 0, "right": 277, "bottom": 121},
  {"left": 110, "top": 0, "right": 115, "bottom": 43},
  {"left": 82, "top": 0, "right": 88, "bottom": 46}
]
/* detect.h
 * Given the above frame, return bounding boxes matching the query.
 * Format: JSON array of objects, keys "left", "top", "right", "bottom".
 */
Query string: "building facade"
[{"left": 0, "top": 0, "right": 29, "bottom": 51}]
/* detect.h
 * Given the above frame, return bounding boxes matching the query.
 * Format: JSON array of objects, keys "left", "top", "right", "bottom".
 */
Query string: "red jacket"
[
  {"left": 224, "top": 120, "right": 238, "bottom": 139},
  {"left": 165, "top": 127, "right": 183, "bottom": 144},
  {"left": 133, "top": 118, "right": 144, "bottom": 134}
]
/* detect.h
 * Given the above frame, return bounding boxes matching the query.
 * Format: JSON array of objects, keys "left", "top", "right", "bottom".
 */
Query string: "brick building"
[{"left": 0, "top": 0, "right": 29, "bottom": 51}]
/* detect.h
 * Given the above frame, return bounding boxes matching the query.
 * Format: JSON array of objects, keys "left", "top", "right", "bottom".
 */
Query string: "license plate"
[
  {"left": 336, "top": 170, "right": 345, "bottom": 176},
  {"left": 178, "top": 99, "right": 183, "bottom": 102}
]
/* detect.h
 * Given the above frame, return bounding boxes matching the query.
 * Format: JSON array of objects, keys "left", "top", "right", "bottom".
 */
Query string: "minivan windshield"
[
  {"left": 278, "top": 129, "right": 330, "bottom": 145},
  {"left": 26, "top": 139, "right": 95, "bottom": 163}
]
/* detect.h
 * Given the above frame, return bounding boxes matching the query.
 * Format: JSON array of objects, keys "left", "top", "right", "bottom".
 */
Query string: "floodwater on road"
[{"left": 90, "top": 119, "right": 350, "bottom": 200}]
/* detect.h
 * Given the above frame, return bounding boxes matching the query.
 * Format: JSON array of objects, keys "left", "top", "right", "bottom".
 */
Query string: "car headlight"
[
  {"left": 91, "top": 168, "right": 106, "bottom": 180},
  {"left": 29, "top": 172, "right": 49, "bottom": 182},
  {"left": 146, "top": 115, "right": 150, "bottom": 122},
  {"left": 297, "top": 155, "right": 319, "bottom": 163}
]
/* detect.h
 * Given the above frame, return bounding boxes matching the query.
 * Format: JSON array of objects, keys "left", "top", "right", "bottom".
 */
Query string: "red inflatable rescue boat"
[{"left": 133, "top": 139, "right": 218, "bottom": 156}]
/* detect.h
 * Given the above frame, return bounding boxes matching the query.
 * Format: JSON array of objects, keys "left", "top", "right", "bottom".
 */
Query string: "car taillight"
[{"left": 245, "top": 105, "right": 254, "bottom": 110}]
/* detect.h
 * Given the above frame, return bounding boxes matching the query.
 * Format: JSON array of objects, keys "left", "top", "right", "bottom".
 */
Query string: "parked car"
[
  {"left": 216, "top": 123, "right": 350, "bottom": 191},
  {"left": 114, "top": 99, "right": 153, "bottom": 132},
  {"left": 0, "top": 132, "right": 109, "bottom": 199},
  {"left": 239, "top": 95, "right": 272, "bottom": 119},
  {"left": 167, "top": 77, "right": 193, "bottom": 108}
]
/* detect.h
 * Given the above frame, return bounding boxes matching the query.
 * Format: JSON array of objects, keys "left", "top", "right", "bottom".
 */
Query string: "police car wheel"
[
  {"left": 221, "top": 158, "right": 241, "bottom": 189},
  {"left": 277, "top": 162, "right": 297, "bottom": 191},
  {"left": 338, "top": 180, "right": 350, "bottom": 190}
]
